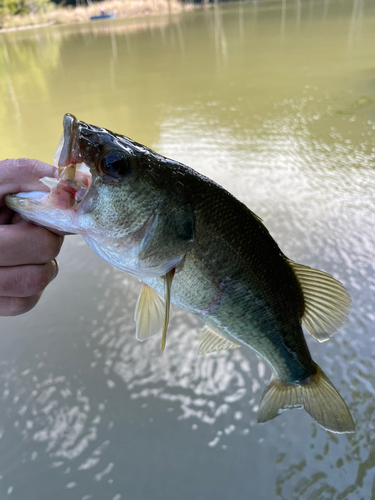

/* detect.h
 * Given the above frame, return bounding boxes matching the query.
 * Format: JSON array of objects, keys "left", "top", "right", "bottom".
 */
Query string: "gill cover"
[{"left": 139, "top": 203, "right": 194, "bottom": 271}]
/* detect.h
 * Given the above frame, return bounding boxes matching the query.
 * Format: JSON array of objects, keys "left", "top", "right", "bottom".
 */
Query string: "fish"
[{"left": 5, "top": 113, "right": 355, "bottom": 434}]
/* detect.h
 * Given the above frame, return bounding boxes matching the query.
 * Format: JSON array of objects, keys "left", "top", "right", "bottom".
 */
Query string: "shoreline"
[
  {"left": 0, "top": 0, "right": 194, "bottom": 32},
  {"left": 0, "top": 21, "right": 55, "bottom": 33}
]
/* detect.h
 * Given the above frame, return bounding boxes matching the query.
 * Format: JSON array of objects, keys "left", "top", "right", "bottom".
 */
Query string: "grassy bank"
[{"left": 0, "top": 0, "right": 193, "bottom": 30}]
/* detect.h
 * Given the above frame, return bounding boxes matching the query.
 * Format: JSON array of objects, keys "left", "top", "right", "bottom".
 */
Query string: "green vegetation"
[
  {"left": 0, "top": 0, "right": 191, "bottom": 30},
  {"left": 1, "top": 0, "right": 50, "bottom": 17}
]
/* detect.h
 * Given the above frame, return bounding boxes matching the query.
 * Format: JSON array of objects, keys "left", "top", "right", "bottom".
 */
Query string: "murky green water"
[{"left": 1, "top": 1, "right": 375, "bottom": 498}]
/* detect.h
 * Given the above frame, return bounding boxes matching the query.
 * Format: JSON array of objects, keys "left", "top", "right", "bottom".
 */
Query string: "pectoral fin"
[
  {"left": 288, "top": 260, "right": 351, "bottom": 343},
  {"left": 197, "top": 325, "right": 241, "bottom": 355},
  {"left": 160, "top": 268, "right": 175, "bottom": 353},
  {"left": 134, "top": 284, "right": 165, "bottom": 341}
]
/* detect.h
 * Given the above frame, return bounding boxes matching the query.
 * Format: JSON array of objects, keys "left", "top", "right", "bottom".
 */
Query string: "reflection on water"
[
  {"left": 1, "top": 0, "right": 375, "bottom": 498},
  {"left": 348, "top": 0, "right": 364, "bottom": 48}
]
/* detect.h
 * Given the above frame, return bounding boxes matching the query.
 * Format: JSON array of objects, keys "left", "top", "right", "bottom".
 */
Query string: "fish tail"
[{"left": 257, "top": 363, "right": 355, "bottom": 434}]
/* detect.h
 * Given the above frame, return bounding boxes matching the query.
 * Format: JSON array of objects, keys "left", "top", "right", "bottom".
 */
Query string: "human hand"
[{"left": 0, "top": 159, "right": 64, "bottom": 316}]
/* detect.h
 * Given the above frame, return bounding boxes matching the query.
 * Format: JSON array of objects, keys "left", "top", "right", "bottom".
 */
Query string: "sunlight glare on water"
[{"left": 1, "top": 0, "right": 375, "bottom": 498}]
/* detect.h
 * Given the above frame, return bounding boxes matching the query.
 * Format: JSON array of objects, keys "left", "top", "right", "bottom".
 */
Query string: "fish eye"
[{"left": 99, "top": 151, "right": 132, "bottom": 180}]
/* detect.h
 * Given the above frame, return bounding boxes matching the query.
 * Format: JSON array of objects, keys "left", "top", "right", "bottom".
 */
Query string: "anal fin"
[{"left": 197, "top": 325, "right": 241, "bottom": 355}]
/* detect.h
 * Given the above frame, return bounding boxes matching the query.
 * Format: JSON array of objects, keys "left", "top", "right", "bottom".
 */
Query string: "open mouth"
[
  {"left": 5, "top": 114, "right": 93, "bottom": 213},
  {"left": 57, "top": 113, "right": 77, "bottom": 168},
  {"left": 40, "top": 114, "right": 92, "bottom": 210}
]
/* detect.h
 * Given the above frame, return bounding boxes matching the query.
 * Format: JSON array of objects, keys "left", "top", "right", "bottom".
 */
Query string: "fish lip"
[
  {"left": 5, "top": 191, "right": 49, "bottom": 210},
  {"left": 58, "top": 113, "right": 81, "bottom": 167}
]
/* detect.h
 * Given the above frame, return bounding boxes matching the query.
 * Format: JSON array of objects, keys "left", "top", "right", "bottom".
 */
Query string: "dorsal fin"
[
  {"left": 197, "top": 325, "right": 241, "bottom": 355},
  {"left": 251, "top": 210, "right": 263, "bottom": 223},
  {"left": 134, "top": 284, "right": 165, "bottom": 341},
  {"left": 160, "top": 268, "right": 175, "bottom": 353},
  {"left": 288, "top": 260, "right": 351, "bottom": 343}
]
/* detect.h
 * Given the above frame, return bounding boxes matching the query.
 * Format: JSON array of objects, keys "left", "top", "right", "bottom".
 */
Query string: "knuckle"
[
  {"left": 35, "top": 229, "right": 63, "bottom": 262},
  {"left": 24, "top": 266, "right": 51, "bottom": 294},
  {"left": 9, "top": 297, "right": 28, "bottom": 316},
  {"left": 2, "top": 296, "right": 36, "bottom": 316},
  {"left": 14, "top": 158, "right": 36, "bottom": 178},
  {"left": 16, "top": 158, "right": 38, "bottom": 171},
  {"left": 0, "top": 264, "right": 53, "bottom": 298},
  {"left": 53, "top": 234, "right": 64, "bottom": 255}
]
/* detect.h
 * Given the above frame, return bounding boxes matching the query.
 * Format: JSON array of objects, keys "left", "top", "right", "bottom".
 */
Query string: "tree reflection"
[{"left": 348, "top": 0, "right": 363, "bottom": 48}]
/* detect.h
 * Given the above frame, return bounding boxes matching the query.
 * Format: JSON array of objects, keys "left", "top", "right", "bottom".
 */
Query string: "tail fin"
[{"left": 258, "top": 364, "right": 355, "bottom": 434}]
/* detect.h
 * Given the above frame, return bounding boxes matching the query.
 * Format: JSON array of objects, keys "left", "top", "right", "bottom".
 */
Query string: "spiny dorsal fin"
[
  {"left": 251, "top": 210, "right": 263, "bottom": 223},
  {"left": 160, "top": 268, "right": 175, "bottom": 354},
  {"left": 288, "top": 260, "right": 351, "bottom": 343},
  {"left": 197, "top": 325, "right": 241, "bottom": 355},
  {"left": 258, "top": 363, "right": 355, "bottom": 434},
  {"left": 134, "top": 284, "right": 165, "bottom": 341}
]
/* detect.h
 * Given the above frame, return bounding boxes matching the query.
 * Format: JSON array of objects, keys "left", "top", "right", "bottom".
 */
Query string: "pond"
[{"left": 1, "top": 0, "right": 375, "bottom": 498}]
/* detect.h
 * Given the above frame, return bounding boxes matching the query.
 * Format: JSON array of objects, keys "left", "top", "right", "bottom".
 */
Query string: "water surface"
[{"left": 1, "top": 1, "right": 375, "bottom": 498}]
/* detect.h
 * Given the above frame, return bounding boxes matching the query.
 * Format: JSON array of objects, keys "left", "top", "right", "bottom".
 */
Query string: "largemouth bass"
[{"left": 5, "top": 114, "right": 355, "bottom": 433}]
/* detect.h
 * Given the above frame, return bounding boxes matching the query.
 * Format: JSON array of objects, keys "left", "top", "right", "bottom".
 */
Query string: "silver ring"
[{"left": 51, "top": 258, "right": 59, "bottom": 281}]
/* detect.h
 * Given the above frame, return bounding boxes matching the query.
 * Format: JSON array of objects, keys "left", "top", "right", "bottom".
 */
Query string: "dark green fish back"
[{"left": 152, "top": 160, "right": 316, "bottom": 381}]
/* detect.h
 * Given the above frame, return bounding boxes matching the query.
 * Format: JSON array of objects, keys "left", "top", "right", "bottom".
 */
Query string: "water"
[{"left": 1, "top": 1, "right": 375, "bottom": 498}]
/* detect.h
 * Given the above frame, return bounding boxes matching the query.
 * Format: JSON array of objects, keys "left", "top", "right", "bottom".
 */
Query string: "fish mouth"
[
  {"left": 8, "top": 112, "right": 131, "bottom": 215},
  {"left": 57, "top": 113, "right": 88, "bottom": 169},
  {"left": 46, "top": 114, "right": 93, "bottom": 209},
  {"left": 5, "top": 190, "right": 50, "bottom": 211},
  {"left": 58, "top": 113, "right": 78, "bottom": 168},
  {"left": 6, "top": 115, "right": 92, "bottom": 214}
]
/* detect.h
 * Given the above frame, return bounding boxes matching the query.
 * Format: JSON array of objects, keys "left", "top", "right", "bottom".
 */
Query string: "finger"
[
  {"left": 0, "top": 159, "right": 57, "bottom": 207},
  {"left": 0, "top": 261, "right": 58, "bottom": 298},
  {"left": 10, "top": 212, "right": 23, "bottom": 224},
  {"left": 0, "top": 220, "right": 64, "bottom": 266},
  {"left": 0, "top": 207, "right": 14, "bottom": 225},
  {"left": 38, "top": 228, "right": 75, "bottom": 236},
  {"left": 0, "top": 293, "right": 42, "bottom": 317}
]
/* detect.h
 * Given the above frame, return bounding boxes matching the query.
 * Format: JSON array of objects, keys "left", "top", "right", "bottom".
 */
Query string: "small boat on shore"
[{"left": 90, "top": 11, "right": 116, "bottom": 21}]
